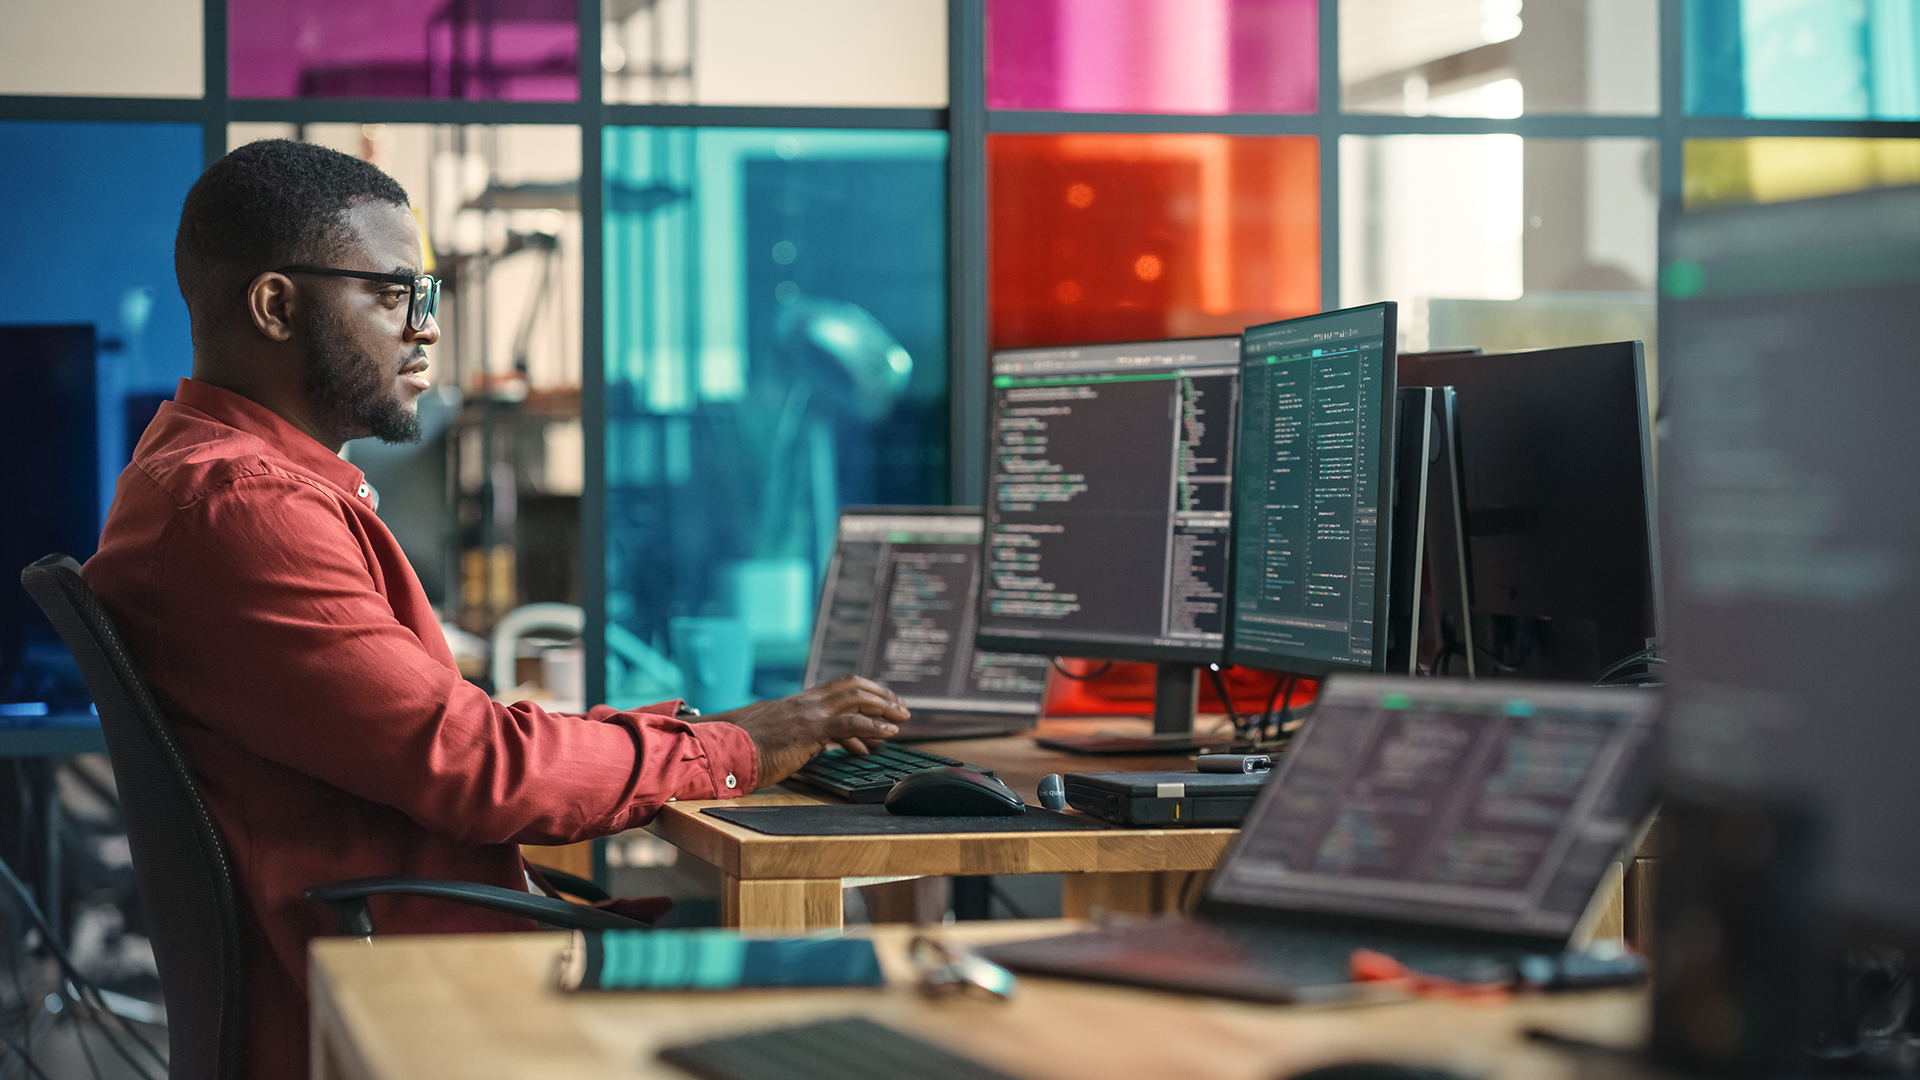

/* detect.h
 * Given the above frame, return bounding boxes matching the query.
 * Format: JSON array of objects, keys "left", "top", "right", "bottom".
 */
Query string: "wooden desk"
[
  {"left": 310, "top": 923, "right": 1648, "bottom": 1080},
  {"left": 647, "top": 717, "right": 1243, "bottom": 932}
]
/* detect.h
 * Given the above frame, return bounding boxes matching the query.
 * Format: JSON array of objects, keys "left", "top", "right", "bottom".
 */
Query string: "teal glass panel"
[
  {"left": 1686, "top": 0, "right": 1920, "bottom": 118},
  {"left": 603, "top": 128, "right": 949, "bottom": 708}
]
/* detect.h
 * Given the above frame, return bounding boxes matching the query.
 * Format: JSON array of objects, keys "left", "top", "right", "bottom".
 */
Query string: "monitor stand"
[
  {"left": 1151, "top": 662, "right": 1198, "bottom": 734},
  {"left": 1034, "top": 662, "right": 1244, "bottom": 756}
]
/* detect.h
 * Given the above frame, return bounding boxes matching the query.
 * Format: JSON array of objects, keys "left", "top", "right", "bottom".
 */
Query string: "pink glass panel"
[
  {"left": 987, "top": 0, "right": 1317, "bottom": 114},
  {"left": 230, "top": 0, "right": 578, "bottom": 100}
]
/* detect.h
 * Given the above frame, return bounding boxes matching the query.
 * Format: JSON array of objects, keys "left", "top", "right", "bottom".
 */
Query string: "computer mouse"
[
  {"left": 1281, "top": 1063, "right": 1470, "bottom": 1080},
  {"left": 884, "top": 767, "right": 1027, "bottom": 816}
]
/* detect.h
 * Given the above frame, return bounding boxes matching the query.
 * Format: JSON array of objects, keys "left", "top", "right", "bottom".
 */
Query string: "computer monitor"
[
  {"left": 1226, "top": 303, "right": 1400, "bottom": 678},
  {"left": 974, "top": 336, "right": 1242, "bottom": 732},
  {"left": 1, "top": 326, "right": 99, "bottom": 710},
  {"left": 806, "top": 508, "right": 1049, "bottom": 739},
  {"left": 1652, "top": 183, "right": 1920, "bottom": 1072},
  {"left": 1399, "top": 341, "right": 1659, "bottom": 681}
]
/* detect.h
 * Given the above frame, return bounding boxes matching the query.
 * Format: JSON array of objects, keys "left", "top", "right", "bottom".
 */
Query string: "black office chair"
[{"left": 21, "top": 554, "right": 649, "bottom": 1080}]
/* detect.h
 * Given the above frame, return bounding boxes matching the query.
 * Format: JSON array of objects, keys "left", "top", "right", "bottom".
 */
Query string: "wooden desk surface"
[
  {"left": 310, "top": 923, "right": 1647, "bottom": 1080},
  {"left": 648, "top": 717, "right": 1242, "bottom": 881}
]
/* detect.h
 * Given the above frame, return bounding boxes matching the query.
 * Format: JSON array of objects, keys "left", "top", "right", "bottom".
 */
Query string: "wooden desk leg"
[
  {"left": 722, "top": 876, "right": 843, "bottom": 932},
  {"left": 1625, "top": 856, "right": 1658, "bottom": 953},
  {"left": 1062, "top": 871, "right": 1195, "bottom": 919}
]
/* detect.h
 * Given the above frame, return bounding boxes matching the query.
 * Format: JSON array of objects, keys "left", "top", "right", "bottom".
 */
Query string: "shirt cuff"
[{"left": 686, "top": 720, "right": 758, "bottom": 800}]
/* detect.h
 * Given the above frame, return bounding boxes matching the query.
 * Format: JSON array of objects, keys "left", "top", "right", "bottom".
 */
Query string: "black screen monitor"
[
  {"left": 1, "top": 325, "right": 99, "bottom": 710},
  {"left": 1227, "top": 303, "right": 1399, "bottom": 678},
  {"left": 1651, "top": 183, "right": 1920, "bottom": 1072},
  {"left": 974, "top": 336, "right": 1241, "bottom": 731},
  {"left": 1400, "top": 341, "right": 1659, "bottom": 680}
]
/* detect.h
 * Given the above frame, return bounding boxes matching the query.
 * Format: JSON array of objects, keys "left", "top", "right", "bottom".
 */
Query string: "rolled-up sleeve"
[{"left": 152, "top": 470, "right": 758, "bottom": 846}]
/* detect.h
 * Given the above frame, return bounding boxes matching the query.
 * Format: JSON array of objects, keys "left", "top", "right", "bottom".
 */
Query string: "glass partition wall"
[
  {"left": 6, "top": 0, "right": 1918, "bottom": 715},
  {"left": 602, "top": 127, "right": 949, "bottom": 705}
]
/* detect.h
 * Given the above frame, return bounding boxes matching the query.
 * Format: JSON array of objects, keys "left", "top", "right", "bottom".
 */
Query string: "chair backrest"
[{"left": 20, "top": 555, "right": 245, "bottom": 1080}]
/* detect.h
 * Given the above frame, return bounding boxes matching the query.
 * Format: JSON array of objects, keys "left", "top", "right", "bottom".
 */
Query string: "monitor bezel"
[
  {"left": 972, "top": 334, "right": 1243, "bottom": 667},
  {"left": 1223, "top": 302, "right": 1400, "bottom": 678}
]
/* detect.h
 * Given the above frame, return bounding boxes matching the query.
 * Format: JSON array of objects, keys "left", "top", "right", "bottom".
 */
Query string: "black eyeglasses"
[{"left": 275, "top": 265, "right": 441, "bottom": 332}]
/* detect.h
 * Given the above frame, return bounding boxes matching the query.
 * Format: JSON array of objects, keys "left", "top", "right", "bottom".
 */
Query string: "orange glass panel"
[{"left": 987, "top": 134, "right": 1320, "bottom": 350}]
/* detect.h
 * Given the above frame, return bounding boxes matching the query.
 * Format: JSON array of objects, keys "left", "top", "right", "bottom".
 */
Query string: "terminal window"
[
  {"left": 979, "top": 337, "right": 1241, "bottom": 657},
  {"left": 1232, "top": 306, "right": 1391, "bottom": 671}
]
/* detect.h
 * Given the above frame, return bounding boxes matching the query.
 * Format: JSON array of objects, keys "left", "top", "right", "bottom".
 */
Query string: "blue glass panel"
[
  {"left": 603, "top": 128, "right": 948, "bottom": 708},
  {"left": 0, "top": 121, "right": 202, "bottom": 530},
  {"left": 1687, "top": 0, "right": 1920, "bottom": 118}
]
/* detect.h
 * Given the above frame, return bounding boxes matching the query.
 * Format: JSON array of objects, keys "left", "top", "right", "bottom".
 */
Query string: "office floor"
[
  {"left": 24, "top": 1014, "right": 164, "bottom": 1080},
  {"left": 0, "top": 950, "right": 165, "bottom": 1080}
]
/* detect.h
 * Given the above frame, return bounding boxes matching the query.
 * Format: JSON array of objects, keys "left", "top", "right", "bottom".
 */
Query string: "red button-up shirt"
[{"left": 84, "top": 378, "right": 756, "bottom": 1079}]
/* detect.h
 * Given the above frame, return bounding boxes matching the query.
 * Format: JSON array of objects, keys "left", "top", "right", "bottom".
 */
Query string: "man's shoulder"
[{"left": 132, "top": 406, "right": 342, "bottom": 512}]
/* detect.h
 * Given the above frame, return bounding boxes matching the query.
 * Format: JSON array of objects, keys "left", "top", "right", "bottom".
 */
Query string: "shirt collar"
[{"left": 172, "top": 378, "right": 373, "bottom": 504}]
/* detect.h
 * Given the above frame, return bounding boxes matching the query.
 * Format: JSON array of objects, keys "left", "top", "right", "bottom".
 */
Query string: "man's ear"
[{"left": 246, "top": 271, "right": 299, "bottom": 343}]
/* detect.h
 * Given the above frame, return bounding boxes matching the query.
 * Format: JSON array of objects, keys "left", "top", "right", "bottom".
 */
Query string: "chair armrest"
[
  {"left": 529, "top": 864, "right": 610, "bottom": 904},
  {"left": 305, "top": 877, "right": 650, "bottom": 937}
]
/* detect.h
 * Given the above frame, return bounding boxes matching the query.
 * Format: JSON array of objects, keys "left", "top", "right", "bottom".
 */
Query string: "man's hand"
[{"left": 705, "top": 676, "right": 910, "bottom": 789}]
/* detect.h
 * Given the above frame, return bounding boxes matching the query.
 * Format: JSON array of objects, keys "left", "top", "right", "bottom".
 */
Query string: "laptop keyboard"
[
  {"left": 985, "top": 917, "right": 1528, "bottom": 997},
  {"left": 788, "top": 744, "right": 996, "bottom": 804},
  {"left": 1214, "top": 921, "right": 1523, "bottom": 986}
]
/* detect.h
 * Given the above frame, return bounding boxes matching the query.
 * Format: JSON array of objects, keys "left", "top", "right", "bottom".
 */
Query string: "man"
[{"left": 83, "top": 139, "right": 908, "bottom": 1078}]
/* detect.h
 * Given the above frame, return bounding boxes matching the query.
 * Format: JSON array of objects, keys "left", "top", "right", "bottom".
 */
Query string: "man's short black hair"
[{"left": 175, "top": 139, "right": 411, "bottom": 335}]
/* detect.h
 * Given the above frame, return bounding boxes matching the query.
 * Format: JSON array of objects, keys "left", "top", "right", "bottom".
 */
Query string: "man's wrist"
[{"left": 684, "top": 720, "right": 757, "bottom": 798}]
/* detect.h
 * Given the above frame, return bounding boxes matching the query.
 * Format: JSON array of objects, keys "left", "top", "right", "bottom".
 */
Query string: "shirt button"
[
  {"left": 725, "top": 774, "right": 738, "bottom": 789},
  {"left": 356, "top": 483, "right": 370, "bottom": 498}
]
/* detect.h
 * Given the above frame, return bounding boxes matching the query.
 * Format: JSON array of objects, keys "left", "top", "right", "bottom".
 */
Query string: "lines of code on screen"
[
  {"left": 979, "top": 338, "right": 1241, "bottom": 658},
  {"left": 813, "top": 515, "right": 1050, "bottom": 710},
  {"left": 1232, "top": 307, "right": 1391, "bottom": 671},
  {"left": 1212, "top": 687, "right": 1655, "bottom": 936}
]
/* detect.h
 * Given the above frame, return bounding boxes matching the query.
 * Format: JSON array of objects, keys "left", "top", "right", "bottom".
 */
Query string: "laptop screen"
[
  {"left": 1209, "top": 677, "right": 1658, "bottom": 939},
  {"left": 806, "top": 510, "right": 1050, "bottom": 715}
]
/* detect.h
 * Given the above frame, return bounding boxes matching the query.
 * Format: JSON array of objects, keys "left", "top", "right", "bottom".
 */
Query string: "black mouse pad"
[{"left": 702, "top": 804, "right": 1110, "bottom": 836}]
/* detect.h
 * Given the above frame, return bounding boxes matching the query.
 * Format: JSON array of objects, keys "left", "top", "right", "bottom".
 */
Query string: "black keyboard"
[
  {"left": 788, "top": 743, "right": 995, "bottom": 804},
  {"left": 659, "top": 1016, "right": 1018, "bottom": 1080}
]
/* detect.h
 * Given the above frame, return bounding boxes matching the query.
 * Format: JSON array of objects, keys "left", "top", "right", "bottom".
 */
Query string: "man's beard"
[{"left": 303, "top": 306, "right": 423, "bottom": 444}]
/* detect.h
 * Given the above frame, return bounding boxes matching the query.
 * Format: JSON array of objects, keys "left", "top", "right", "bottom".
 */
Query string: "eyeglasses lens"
[{"left": 411, "top": 277, "right": 440, "bottom": 330}]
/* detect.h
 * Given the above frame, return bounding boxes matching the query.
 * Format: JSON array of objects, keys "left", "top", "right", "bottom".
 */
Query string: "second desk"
[{"left": 646, "top": 717, "right": 1241, "bottom": 932}]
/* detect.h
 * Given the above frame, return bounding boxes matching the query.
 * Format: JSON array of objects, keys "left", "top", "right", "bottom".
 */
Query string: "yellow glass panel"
[{"left": 1685, "top": 138, "right": 1920, "bottom": 209}]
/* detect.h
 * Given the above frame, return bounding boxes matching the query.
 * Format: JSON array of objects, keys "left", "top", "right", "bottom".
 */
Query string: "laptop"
[
  {"left": 980, "top": 676, "right": 1660, "bottom": 1001},
  {"left": 1064, "top": 770, "right": 1269, "bottom": 827},
  {"left": 805, "top": 508, "right": 1050, "bottom": 741}
]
